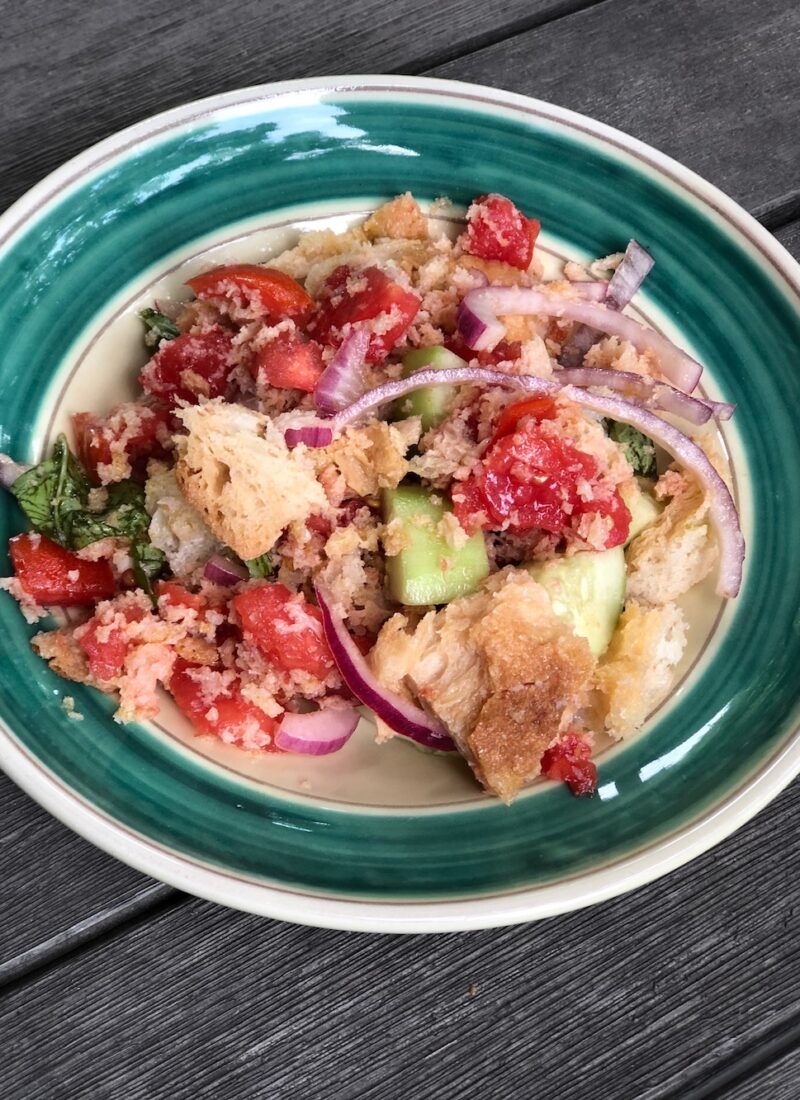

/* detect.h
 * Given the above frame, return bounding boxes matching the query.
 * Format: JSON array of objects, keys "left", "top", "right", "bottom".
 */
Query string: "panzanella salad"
[{"left": 0, "top": 192, "right": 744, "bottom": 802}]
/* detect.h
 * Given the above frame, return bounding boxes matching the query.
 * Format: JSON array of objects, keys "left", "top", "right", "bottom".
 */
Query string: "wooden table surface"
[{"left": 1, "top": 1, "right": 798, "bottom": 1096}]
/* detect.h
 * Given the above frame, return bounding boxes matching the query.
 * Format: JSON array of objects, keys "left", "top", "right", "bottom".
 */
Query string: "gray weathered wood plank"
[
  {"left": 722, "top": 1048, "right": 800, "bottom": 1100},
  {"left": 432, "top": 0, "right": 800, "bottom": 217},
  {"left": 0, "top": 773, "right": 171, "bottom": 965},
  {"left": 2, "top": 773, "right": 800, "bottom": 1100},
  {"left": 0, "top": 0, "right": 596, "bottom": 215}
]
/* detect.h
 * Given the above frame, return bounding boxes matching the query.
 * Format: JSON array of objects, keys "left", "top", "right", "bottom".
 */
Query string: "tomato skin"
[
  {"left": 169, "top": 658, "right": 280, "bottom": 750},
  {"left": 453, "top": 425, "right": 630, "bottom": 547},
  {"left": 186, "top": 265, "right": 314, "bottom": 321},
  {"left": 231, "top": 583, "right": 335, "bottom": 680},
  {"left": 10, "top": 534, "right": 115, "bottom": 606},
  {"left": 139, "top": 326, "right": 234, "bottom": 407},
  {"left": 308, "top": 265, "right": 420, "bottom": 364},
  {"left": 73, "top": 402, "right": 171, "bottom": 483},
  {"left": 254, "top": 331, "right": 325, "bottom": 392},
  {"left": 540, "top": 733, "right": 597, "bottom": 796},
  {"left": 459, "top": 194, "right": 540, "bottom": 270},
  {"left": 493, "top": 397, "right": 557, "bottom": 440}
]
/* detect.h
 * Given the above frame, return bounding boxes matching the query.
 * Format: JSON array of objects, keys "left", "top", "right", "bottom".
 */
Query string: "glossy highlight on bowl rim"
[{"left": 0, "top": 75, "right": 798, "bottom": 933}]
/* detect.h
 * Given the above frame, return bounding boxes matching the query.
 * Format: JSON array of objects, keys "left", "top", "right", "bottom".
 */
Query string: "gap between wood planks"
[{"left": 394, "top": 0, "right": 614, "bottom": 76}]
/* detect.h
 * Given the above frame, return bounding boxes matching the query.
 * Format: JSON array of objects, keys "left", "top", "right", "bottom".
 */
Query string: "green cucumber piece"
[
  {"left": 392, "top": 346, "right": 466, "bottom": 432},
  {"left": 526, "top": 547, "right": 626, "bottom": 656},
  {"left": 621, "top": 478, "right": 663, "bottom": 546},
  {"left": 382, "top": 483, "right": 489, "bottom": 605}
]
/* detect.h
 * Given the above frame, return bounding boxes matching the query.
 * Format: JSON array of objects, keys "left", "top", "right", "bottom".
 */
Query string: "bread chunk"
[
  {"left": 594, "top": 600, "right": 688, "bottom": 738},
  {"left": 370, "top": 569, "right": 596, "bottom": 802},
  {"left": 175, "top": 399, "right": 327, "bottom": 560}
]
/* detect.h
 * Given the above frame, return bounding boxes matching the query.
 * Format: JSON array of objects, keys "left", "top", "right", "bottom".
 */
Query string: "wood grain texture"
[
  {"left": 722, "top": 1047, "right": 800, "bottom": 1100},
  {"left": 0, "top": 773, "right": 171, "bottom": 966},
  {"left": 0, "top": 0, "right": 594, "bottom": 215},
  {"left": 1, "top": 772, "right": 800, "bottom": 1100},
  {"left": 432, "top": 0, "right": 800, "bottom": 216}
]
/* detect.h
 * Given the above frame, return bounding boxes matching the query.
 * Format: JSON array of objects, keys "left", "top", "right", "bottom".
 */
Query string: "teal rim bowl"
[{"left": 0, "top": 76, "right": 798, "bottom": 932}]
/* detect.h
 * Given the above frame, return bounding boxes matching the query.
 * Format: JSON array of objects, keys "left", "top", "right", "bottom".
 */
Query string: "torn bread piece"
[
  {"left": 594, "top": 600, "right": 688, "bottom": 739},
  {"left": 370, "top": 569, "right": 596, "bottom": 802},
  {"left": 175, "top": 399, "right": 328, "bottom": 561}
]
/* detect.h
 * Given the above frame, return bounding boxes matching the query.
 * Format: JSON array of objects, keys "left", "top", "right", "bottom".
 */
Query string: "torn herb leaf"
[
  {"left": 604, "top": 419, "right": 657, "bottom": 479},
  {"left": 11, "top": 434, "right": 90, "bottom": 544},
  {"left": 132, "top": 541, "right": 166, "bottom": 602},
  {"left": 140, "top": 307, "right": 180, "bottom": 348},
  {"left": 244, "top": 554, "right": 273, "bottom": 578}
]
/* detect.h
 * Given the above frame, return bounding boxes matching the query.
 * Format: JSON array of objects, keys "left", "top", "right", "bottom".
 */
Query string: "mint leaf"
[
  {"left": 140, "top": 307, "right": 180, "bottom": 348},
  {"left": 604, "top": 419, "right": 657, "bottom": 479},
  {"left": 244, "top": 553, "right": 273, "bottom": 578}
]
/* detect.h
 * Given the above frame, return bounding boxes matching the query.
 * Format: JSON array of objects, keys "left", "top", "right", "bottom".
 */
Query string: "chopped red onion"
[
  {"left": 329, "top": 368, "right": 744, "bottom": 597},
  {"left": 203, "top": 554, "right": 249, "bottom": 586},
  {"left": 275, "top": 707, "right": 360, "bottom": 755},
  {"left": 315, "top": 584, "right": 457, "bottom": 751},
  {"left": 284, "top": 423, "right": 335, "bottom": 449},
  {"left": 570, "top": 280, "right": 610, "bottom": 302},
  {"left": 154, "top": 298, "right": 185, "bottom": 322},
  {"left": 606, "top": 241, "right": 654, "bottom": 310},
  {"left": 0, "top": 454, "right": 31, "bottom": 490},
  {"left": 560, "top": 324, "right": 602, "bottom": 369},
  {"left": 458, "top": 286, "right": 702, "bottom": 392},
  {"left": 557, "top": 367, "right": 734, "bottom": 425},
  {"left": 314, "top": 328, "right": 372, "bottom": 415}
]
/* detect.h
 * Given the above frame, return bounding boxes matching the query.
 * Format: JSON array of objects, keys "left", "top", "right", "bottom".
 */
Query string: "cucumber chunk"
[
  {"left": 392, "top": 346, "right": 466, "bottom": 432},
  {"left": 621, "top": 478, "right": 663, "bottom": 546},
  {"left": 526, "top": 547, "right": 626, "bottom": 656},
  {"left": 382, "top": 483, "right": 489, "bottom": 605}
]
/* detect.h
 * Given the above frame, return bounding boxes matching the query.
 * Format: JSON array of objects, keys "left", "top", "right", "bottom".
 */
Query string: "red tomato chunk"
[
  {"left": 139, "top": 326, "right": 234, "bottom": 407},
  {"left": 10, "top": 534, "right": 115, "bottom": 606},
  {"left": 73, "top": 402, "right": 171, "bottom": 483},
  {"left": 253, "top": 331, "right": 325, "bottom": 392},
  {"left": 186, "top": 264, "right": 314, "bottom": 321},
  {"left": 453, "top": 423, "right": 630, "bottom": 548},
  {"left": 459, "top": 194, "right": 540, "bottom": 270},
  {"left": 540, "top": 733, "right": 598, "bottom": 796},
  {"left": 308, "top": 265, "right": 420, "bottom": 364},
  {"left": 169, "top": 659, "right": 280, "bottom": 749},
  {"left": 77, "top": 612, "right": 142, "bottom": 681},
  {"left": 232, "top": 583, "right": 335, "bottom": 680}
]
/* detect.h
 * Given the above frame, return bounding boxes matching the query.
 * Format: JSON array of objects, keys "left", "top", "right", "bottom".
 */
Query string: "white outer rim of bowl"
[{"left": 1, "top": 74, "right": 799, "bottom": 934}]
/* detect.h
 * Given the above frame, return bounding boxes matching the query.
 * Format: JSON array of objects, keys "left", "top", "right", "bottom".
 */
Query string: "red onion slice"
[
  {"left": 284, "top": 423, "right": 335, "bottom": 449},
  {"left": 557, "top": 367, "right": 734, "bottom": 425},
  {"left": 458, "top": 286, "right": 703, "bottom": 392},
  {"left": 275, "top": 707, "right": 360, "bottom": 755},
  {"left": 606, "top": 241, "right": 654, "bottom": 310},
  {"left": 327, "top": 368, "right": 743, "bottom": 597},
  {"left": 0, "top": 454, "right": 31, "bottom": 489},
  {"left": 570, "top": 280, "right": 610, "bottom": 302},
  {"left": 314, "top": 328, "right": 372, "bottom": 415},
  {"left": 314, "top": 584, "right": 457, "bottom": 751},
  {"left": 203, "top": 554, "right": 249, "bottom": 586},
  {"left": 559, "top": 384, "right": 744, "bottom": 597}
]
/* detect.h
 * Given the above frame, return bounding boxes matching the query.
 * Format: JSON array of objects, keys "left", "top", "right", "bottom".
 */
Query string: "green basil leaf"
[
  {"left": 10, "top": 434, "right": 90, "bottom": 543},
  {"left": 603, "top": 419, "right": 657, "bottom": 479},
  {"left": 140, "top": 307, "right": 180, "bottom": 348},
  {"left": 132, "top": 541, "right": 166, "bottom": 603}
]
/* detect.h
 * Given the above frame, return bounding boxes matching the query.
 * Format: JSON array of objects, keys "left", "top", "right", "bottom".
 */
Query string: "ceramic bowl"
[{"left": 1, "top": 76, "right": 798, "bottom": 932}]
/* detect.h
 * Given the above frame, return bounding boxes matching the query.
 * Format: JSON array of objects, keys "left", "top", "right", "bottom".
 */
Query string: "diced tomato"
[
  {"left": 186, "top": 264, "right": 314, "bottom": 322},
  {"left": 458, "top": 194, "right": 540, "bottom": 270},
  {"left": 445, "top": 334, "right": 523, "bottom": 366},
  {"left": 540, "top": 733, "right": 597, "bottom": 796},
  {"left": 452, "top": 423, "right": 630, "bottom": 548},
  {"left": 253, "top": 331, "right": 325, "bottom": 392},
  {"left": 155, "top": 581, "right": 206, "bottom": 614},
  {"left": 77, "top": 602, "right": 146, "bottom": 680},
  {"left": 73, "top": 402, "right": 172, "bottom": 483},
  {"left": 308, "top": 265, "right": 420, "bottom": 364},
  {"left": 169, "top": 659, "right": 280, "bottom": 750},
  {"left": 493, "top": 397, "right": 557, "bottom": 440},
  {"left": 232, "top": 583, "right": 335, "bottom": 680},
  {"left": 9, "top": 534, "right": 115, "bottom": 606},
  {"left": 139, "top": 325, "right": 234, "bottom": 407},
  {"left": 351, "top": 633, "right": 374, "bottom": 657}
]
